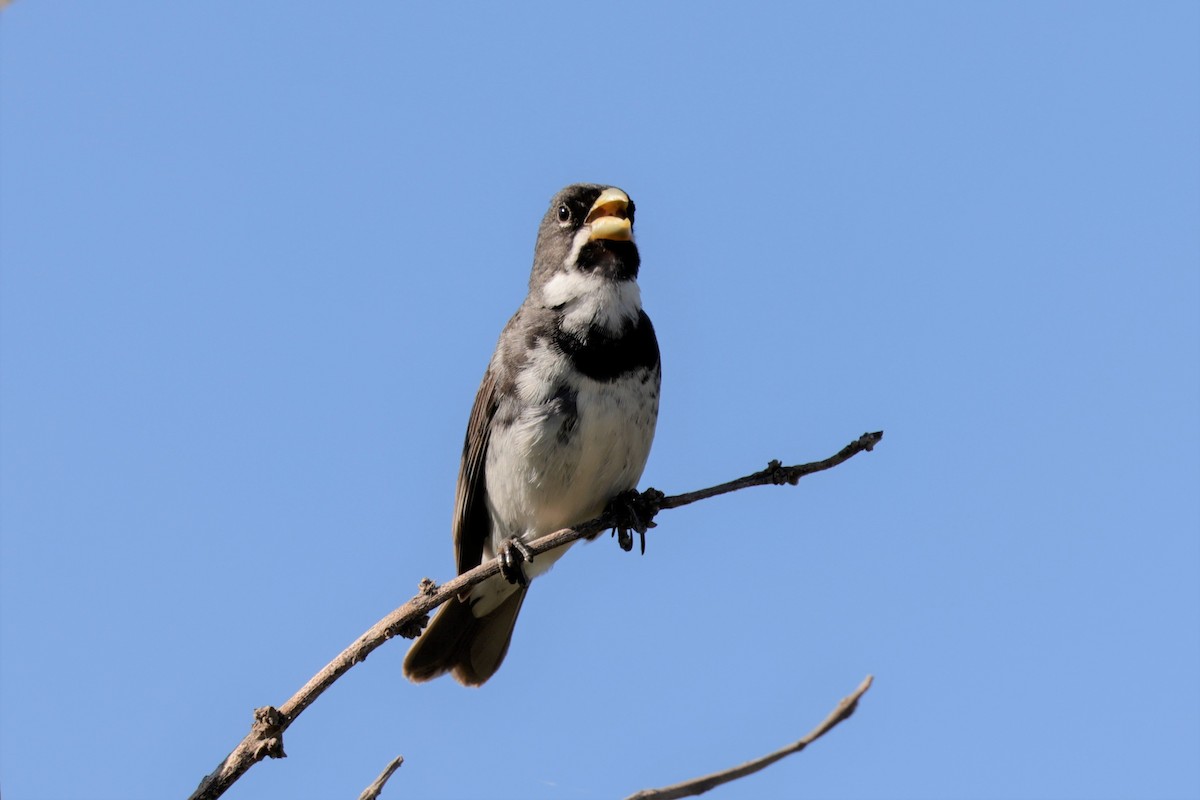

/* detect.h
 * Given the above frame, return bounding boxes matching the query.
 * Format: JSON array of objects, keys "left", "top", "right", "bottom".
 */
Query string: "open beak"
[{"left": 585, "top": 188, "right": 632, "bottom": 242}]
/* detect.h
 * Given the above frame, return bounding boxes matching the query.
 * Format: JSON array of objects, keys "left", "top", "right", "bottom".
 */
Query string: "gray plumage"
[{"left": 403, "top": 184, "right": 660, "bottom": 686}]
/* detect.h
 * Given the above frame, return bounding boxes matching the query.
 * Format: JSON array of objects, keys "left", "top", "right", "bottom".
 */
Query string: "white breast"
[{"left": 482, "top": 339, "right": 659, "bottom": 577}]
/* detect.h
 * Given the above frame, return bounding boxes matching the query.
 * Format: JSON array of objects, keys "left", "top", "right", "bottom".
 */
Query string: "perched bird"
[{"left": 403, "top": 184, "right": 661, "bottom": 686}]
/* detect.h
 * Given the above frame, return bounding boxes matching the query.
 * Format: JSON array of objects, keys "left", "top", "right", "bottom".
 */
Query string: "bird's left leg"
[{"left": 497, "top": 537, "right": 534, "bottom": 586}]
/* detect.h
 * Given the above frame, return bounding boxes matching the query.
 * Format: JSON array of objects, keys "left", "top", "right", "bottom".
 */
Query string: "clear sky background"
[{"left": 2, "top": 3, "right": 1198, "bottom": 799}]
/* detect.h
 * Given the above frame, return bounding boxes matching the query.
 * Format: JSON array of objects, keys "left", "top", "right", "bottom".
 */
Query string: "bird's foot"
[
  {"left": 498, "top": 537, "right": 534, "bottom": 586},
  {"left": 607, "top": 488, "right": 664, "bottom": 555}
]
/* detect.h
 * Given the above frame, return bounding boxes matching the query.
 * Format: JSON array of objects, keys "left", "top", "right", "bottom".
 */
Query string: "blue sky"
[{"left": 2, "top": 3, "right": 1198, "bottom": 799}]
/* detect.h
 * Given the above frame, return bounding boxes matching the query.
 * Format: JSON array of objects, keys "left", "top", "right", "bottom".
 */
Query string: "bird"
[{"left": 403, "top": 183, "right": 661, "bottom": 686}]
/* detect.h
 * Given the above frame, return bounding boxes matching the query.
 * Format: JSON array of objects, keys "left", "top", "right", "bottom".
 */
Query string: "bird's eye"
[{"left": 557, "top": 204, "right": 571, "bottom": 223}]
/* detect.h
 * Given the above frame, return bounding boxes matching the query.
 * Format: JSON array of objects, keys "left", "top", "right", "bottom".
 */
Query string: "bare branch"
[
  {"left": 188, "top": 431, "right": 883, "bottom": 800},
  {"left": 624, "top": 675, "right": 875, "bottom": 800},
  {"left": 358, "top": 755, "right": 404, "bottom": 800},
  {"left": 660, "top": 431, "right": 883, "bottom": 509}
]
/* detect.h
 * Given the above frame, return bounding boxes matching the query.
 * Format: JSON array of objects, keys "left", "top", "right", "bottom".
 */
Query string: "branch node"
[
  {"left": 250, "top": 706, "right": 287, "bottom": 760},
  {"left": 765, "top": 459, "right": 789, "bottom": 485},
  {"left": 394, "top": 578, "right": 439, "bottom": 639},
  {"left": 396, "top": 614, "right": 429, "bottom": 641}
]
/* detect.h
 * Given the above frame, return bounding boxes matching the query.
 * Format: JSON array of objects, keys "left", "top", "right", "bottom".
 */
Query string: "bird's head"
[{"left": 529, "top": 184, "right": 640, "bottom": 293}]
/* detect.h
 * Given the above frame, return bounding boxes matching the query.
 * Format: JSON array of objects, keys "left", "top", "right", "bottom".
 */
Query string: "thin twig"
[
  {"left": 623, "top": 675, "right": 875, "bottom": 800},
  {"left": 188, "top": 431, "right": 883, "bottom": 800},
  {"left": 357, "top": 755, "right": 404, "bottom": 800}
]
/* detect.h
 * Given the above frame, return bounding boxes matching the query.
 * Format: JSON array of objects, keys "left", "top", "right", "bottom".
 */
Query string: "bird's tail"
[{"left": 402, "top": 585, "right": 528, "bottom": 686}]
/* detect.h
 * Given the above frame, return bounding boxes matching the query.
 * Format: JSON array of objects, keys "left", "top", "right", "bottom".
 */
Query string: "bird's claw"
[
  {"left": 607, "top": 488, "right": 664, "bottom": 555},
  {"left": 498, "top": 537, "right": 533, "bottom": 586}
]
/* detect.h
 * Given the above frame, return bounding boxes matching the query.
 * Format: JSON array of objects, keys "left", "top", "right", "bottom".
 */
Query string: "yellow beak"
[{"left": 585, "top": 188, "right": 632, "bottom": 242}]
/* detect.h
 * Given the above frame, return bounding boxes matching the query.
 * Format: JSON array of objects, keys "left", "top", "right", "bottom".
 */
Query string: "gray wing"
[{"left": 453, "top": 367, "right": 498, "bottom": 573}]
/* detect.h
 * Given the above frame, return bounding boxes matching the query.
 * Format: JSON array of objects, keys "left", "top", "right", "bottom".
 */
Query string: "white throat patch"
[
  {"left": 541, "top": 227, "right": 642, "bottom": 335},
  {"left": 541, "top": 270, "right": 642, "bottom": 335}
]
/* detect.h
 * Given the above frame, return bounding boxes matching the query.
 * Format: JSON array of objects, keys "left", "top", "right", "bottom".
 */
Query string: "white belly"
[
  {"left": 470, "top": 345, "right": 658, "bottom": 615},
  {"left": 486, "top": 371, "right": 658, "bottom": 542}
]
